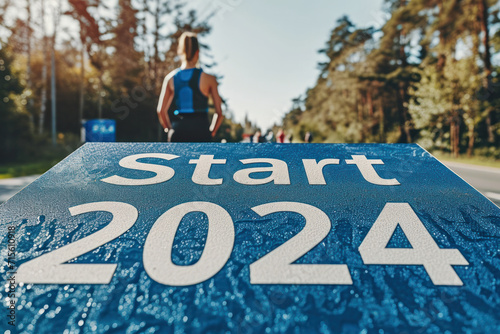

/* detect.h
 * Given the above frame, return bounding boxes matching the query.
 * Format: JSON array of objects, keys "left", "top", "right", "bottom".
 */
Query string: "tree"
[
  {"left": 0, "top": 46, "right": 32, "bottom": 160},
  {"left": 282, "top": 0, "right": 499, "bottom": 158},
  {"left": 283, "top": 17, "right": 379, "bottom": 143},
  {"left": 65, "top": 0, "right": 101, "bottom": 130}
]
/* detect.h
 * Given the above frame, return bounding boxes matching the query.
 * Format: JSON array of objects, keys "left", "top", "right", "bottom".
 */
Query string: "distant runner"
[
  {"left": 304, "top": 131, "right": 313, "bottom": 143},
  {"left": 276, "top": 128, "right": 285, "bottom": 143},
  {"left": 157, "top": 32, "right": 224, "bottom": 142}
]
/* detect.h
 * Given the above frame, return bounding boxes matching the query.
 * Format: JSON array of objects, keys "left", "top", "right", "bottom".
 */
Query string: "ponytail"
[{"left": 178, "top": 32, "right": 199, "bottom": 62}]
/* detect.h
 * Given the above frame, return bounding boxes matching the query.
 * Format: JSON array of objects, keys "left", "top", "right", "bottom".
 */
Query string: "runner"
[
  {"left": 304, "top": 131, "right": 313, "bottom": 143},
  {"left": 276, "top": 128, "right": 285, "bottom": 143},
  {"left": 156, "top": 32, "right": 224, "bottom": 142}
]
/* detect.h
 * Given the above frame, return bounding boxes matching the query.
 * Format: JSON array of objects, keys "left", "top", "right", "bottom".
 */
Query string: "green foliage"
[
  {"left": 2, "top": 0, "right": 499, "bottom": 164},
  {"left": 0, "top": 132, "right": 80, "bottom": 177},
  {"left": 0, "top": 45, "right": 33, "bottom": 161},
  {"left": 0, "top": 159, "right": 60, "bottom": 179},
  {"left": 0, "top": 0, "right": 247, "bottom": 166},
  {"left": 282, "top": 0, "right": 500, "bottom": 158}
]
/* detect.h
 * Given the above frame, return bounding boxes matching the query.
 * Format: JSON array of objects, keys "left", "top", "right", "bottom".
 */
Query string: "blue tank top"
[{"left": 173, "top": 68, "right": 209, "bottom": 115}]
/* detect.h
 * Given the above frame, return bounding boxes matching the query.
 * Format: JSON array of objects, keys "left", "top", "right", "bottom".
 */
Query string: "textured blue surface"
[{"left": 1, "top": 143, "right": 499, "bottom": 333}]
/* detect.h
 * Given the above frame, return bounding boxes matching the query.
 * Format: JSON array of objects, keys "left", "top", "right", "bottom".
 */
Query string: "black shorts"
[{"left": 169, "top": 114, "right": 212, "bottom": 143}]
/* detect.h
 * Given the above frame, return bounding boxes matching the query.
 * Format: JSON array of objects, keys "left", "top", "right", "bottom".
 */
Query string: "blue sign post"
[
  {"left": 84, "top": 119, "right": 116, "bottom": 142},
  {"left": 1, "top": 143, "right": 499, "bottom": 333}
]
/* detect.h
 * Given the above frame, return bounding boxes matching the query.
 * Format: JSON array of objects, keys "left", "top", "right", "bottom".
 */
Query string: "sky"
[{"left": 189, "top": 0, "right": 387, "bottom": 130}]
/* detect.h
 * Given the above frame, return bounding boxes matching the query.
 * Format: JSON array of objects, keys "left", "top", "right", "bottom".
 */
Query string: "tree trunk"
[
  {"left": 79, "top": 38, "right": 85, "bottom": 130},
  {"left": 140, "top": 0, "right": 151, "bottom": 89},
  {"left": 51, "top": 43, "right": 56, "bottom": 146},
  {"left": 357, "top": 92, "right": 363, "bottom": 122},
  {"left": 478, "top": 0, "right": 494, "bottom": 143},
  {"left": 396, "top": 85, "right": 412, "bottom": 143},
  {"left": 467, "top": 123, "right": 475, "bottom": 157},
  {"left": 51, "top": 3, "right": 59, "bottom": 147},
  {"left": 153, "top": 0, "right": 160, "bottom": 94},
  {"left": 450, "top": 121, "right": 456, "bottom": 157},
  {"left": 98, "top": 75, "right": 103, "bottom": 119},
  {"left": 367, "top": 89, "right": 373, "bottom": 116},
  {"left": 39, "top": 0, "right": 48, "bottom": 134},
  {"left": 436, "top": 0, "right": 447, "bottom": 73},
  {"left": 26, "top": 0, "right": 34, "bottom": 132},
  {"left": 378, "top": 97, "right": 385, "bottom": 142},
  {"left": 450, "top": 112, "right": 460, "bottom": 158},
  {"left": 478, "top": 0, "right": 492, "bottom": 77},
  {"left": 396, "top": 1, "right": 412, "bottom": 143}
]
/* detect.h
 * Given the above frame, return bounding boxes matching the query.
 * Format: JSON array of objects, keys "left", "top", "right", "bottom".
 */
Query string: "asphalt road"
[
  {"left": 0, "top": 162, "right": 498, "bottom": 207},
  {"left": 442, "top": 161, "right": 500, "bottom": 207},
  {"left": 0, "top": 175, "right": 40, "bottom": 205}
]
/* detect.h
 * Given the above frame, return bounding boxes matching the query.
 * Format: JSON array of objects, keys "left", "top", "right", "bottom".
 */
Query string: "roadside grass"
[
  {"left": 0, "top": 159, "right": 62, "bottom": 179},
  {"left": 0, "top": 135, "right": 80, "bottom": 179},
  {"left": 431, "top": 152, "right": 500, "bottom": 169}
]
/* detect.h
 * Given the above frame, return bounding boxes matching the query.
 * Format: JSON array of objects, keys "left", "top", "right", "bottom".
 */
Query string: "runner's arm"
[
  {"left": 157, "top": 76, "right": 174, "bottom": 130},
  {"left": 209, "top": 77, "right": 224, "bottom": 137}
]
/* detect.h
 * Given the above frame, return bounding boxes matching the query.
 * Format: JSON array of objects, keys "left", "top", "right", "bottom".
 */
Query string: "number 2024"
[{"left": 17, "top": 201, "right": 469, "bottom": 287}]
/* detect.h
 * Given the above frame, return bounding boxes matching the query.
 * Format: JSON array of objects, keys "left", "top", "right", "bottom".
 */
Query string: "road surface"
[
  {"left": 0, "top": 162, "right": 498, "bottom": 207},
  {"left": 0, "top": 175, "right": 40, "bottom": 205},
  {"left": 442, "top": 161, "right": 500, "bottom": 207}
]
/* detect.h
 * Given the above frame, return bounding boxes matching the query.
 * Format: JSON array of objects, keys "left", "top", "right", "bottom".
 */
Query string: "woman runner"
[{"left": 157, "top": 32, "right": 224, "bottom": 142}]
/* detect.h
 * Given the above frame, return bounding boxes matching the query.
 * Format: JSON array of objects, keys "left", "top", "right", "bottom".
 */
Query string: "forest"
[
  {"left": 283, "top": 0, "right": 500, "bottom": 158},
  {"left": 1, "top": 0, "right": 499, "bottom": 166},
  {"left": 0, "top": 0, "right": 246, "bottom": 164}
]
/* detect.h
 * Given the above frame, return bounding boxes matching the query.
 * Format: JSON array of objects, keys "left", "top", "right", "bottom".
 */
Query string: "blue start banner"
[{"left": 1, "top": 143, "right": 499, "bottom": 333}]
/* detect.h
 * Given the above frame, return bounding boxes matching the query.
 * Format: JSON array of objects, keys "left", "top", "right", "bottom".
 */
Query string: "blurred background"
[{"left": 0, "top": 0, "right": 499, "bottom": 178}]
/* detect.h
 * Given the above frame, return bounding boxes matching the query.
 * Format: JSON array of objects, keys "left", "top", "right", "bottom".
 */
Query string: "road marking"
[{"left": 485, "top": 192, "right": 500, "bottom": 201}]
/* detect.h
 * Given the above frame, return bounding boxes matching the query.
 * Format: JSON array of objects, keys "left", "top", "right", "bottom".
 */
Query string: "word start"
[{"left": 101, "top": 154, "right": 401, "bottom": 186}]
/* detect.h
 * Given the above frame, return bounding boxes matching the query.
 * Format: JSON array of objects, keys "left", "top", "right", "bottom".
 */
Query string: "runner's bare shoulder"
[
  {"left": 201, "top": 72, "right": 218, "bottom": 86},
  {"left": 163, "top": 70, "right": 178, "bottom": 90}
]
